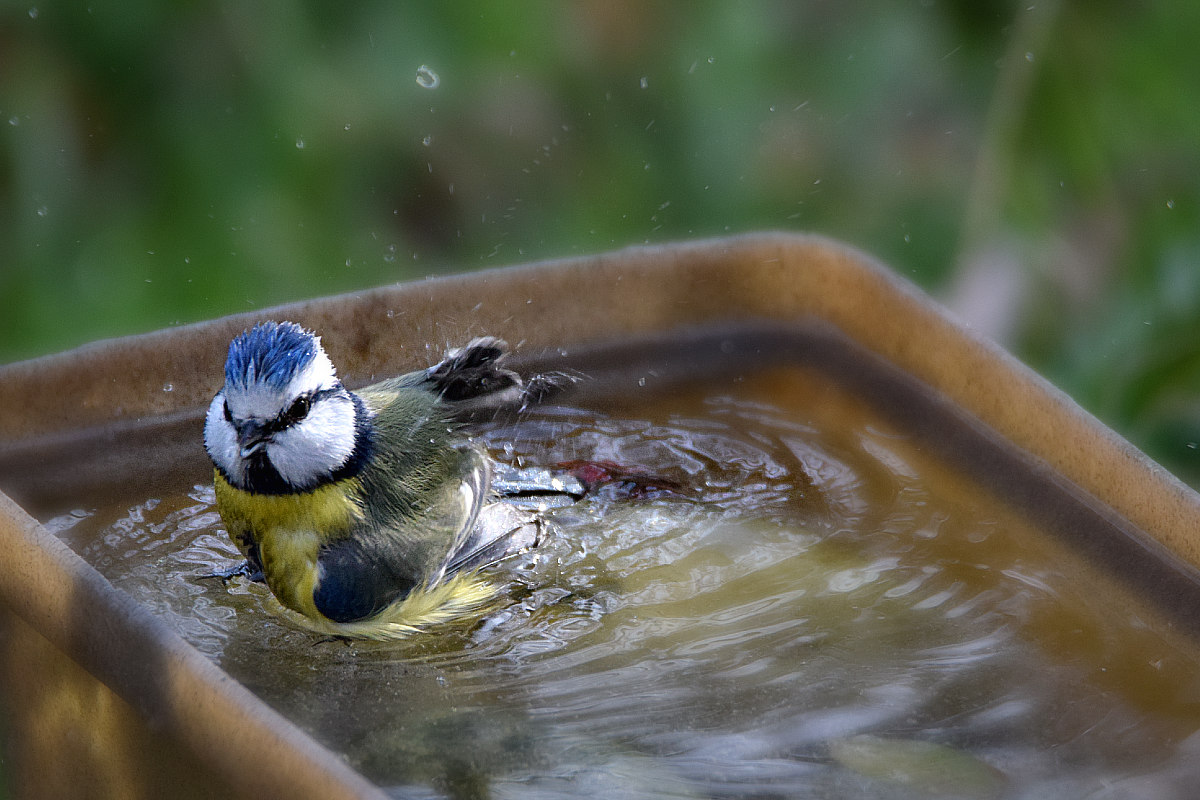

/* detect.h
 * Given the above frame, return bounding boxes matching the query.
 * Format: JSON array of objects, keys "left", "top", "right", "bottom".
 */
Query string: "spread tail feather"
[
  {"left": 425, "top": 336, "right": 522, "bottom": 403},
  {"left": 424, "top": 337, "right": 581, "bottom": 410}
]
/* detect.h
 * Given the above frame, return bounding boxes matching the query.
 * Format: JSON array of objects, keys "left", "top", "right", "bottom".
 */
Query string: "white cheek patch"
[
  {"left": 266, "top": 393, "right": 358, "bottom": 488},
  {"left": 203, "top": 392, "right": 243, "bottom": 482}
]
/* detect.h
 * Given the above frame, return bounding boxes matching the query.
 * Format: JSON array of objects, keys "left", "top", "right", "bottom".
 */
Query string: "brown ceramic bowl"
[{"left": 2, "top": 234, "right": 1198, "bottom": 798}]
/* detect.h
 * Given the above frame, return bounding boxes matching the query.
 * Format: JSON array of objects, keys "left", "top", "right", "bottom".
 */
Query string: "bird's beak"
[{"left": 235, "top": 420, "right": 272, "bottom": 459}]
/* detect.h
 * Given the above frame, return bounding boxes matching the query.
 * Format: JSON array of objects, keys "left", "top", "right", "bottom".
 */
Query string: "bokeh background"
[{"left": 3, "top": 1, "right": 1200, "bottom": 483}]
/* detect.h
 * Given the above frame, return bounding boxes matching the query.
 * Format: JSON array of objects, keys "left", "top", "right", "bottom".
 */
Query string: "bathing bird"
[{"left": 204, "top": 321, "right": 582, "bottom": 639}]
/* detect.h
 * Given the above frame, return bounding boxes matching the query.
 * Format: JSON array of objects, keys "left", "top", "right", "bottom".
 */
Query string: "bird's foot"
[{"left": 200, "top": 560, "right": 265, "bottom": 583}]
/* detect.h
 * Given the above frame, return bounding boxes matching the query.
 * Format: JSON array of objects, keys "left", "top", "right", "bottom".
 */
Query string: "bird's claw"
[{"left": 200, "top": 560, "right": 265, "bottom": 583}]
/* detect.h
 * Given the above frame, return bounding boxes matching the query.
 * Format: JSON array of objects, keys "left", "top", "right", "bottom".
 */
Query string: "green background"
[{"left": 4, "top": 1, "right": 1200, "bottom": 485}]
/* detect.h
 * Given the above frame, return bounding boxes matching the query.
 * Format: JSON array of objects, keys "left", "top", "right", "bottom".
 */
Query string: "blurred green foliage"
[{"left": 3, "top": 1, "right": 1200, "bottom": 484}]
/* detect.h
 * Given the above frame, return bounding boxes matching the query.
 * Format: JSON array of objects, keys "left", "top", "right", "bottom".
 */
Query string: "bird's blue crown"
[{"left": 225, "top": 321, "right": 318, "bottom": 390}]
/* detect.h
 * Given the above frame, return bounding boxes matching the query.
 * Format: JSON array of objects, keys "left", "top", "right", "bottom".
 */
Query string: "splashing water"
[
  {"left": 48, "top": 363, "right": 1200, "bottom": 798},
  {"left": 415, "top": 65, "right": 440, "bottom": 90}
]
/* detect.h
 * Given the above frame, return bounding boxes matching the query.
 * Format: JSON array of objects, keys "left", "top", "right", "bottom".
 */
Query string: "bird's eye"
[
  {"left": 223, "top": 400, "right": 233, "bottom": 422},
  {"left": 286, "top": 394, "right": 312, "bottom": 423}
]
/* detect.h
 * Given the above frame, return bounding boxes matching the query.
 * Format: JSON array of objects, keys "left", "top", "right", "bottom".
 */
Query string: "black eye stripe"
[
  {"left": 287, "top": 394, "right": 311, "bottom": 421},
  {"left": 267, "top": 386, "right": 343, "bottom": 433},
  {"left": 315, "top": 385, "right": 342, "bottom": 401}
]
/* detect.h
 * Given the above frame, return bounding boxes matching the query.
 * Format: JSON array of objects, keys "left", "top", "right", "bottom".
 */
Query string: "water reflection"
[{"left": 48, "top": 365, "right": 1200, "bottom": 798}]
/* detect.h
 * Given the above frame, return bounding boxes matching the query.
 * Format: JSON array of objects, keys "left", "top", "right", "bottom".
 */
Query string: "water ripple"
[{"left": 41, "top": 380, "right": 1200, "bottom": 797}]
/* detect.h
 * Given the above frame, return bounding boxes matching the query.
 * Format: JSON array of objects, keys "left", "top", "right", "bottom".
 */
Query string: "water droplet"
[
  {"left": 1166, "top": 199, "right": 1175, "bottom": 209},
  {"left": 28, "top": 7, "right": 38, "bottom": 19},
  {"left": 383, "top": 244, "right": 397, "bottom": 262},
  {"left": 386, "top": 309, "right": 395, "bottom": 319},
  {"left": 639, "top": 76, "right": 651, "bottom": 90},
  {"left": 904, "top": 234, "right": 912, "bottom": 243},
  {"left": 415, "top": 65, "right": 440, "bottom": 89},
  {"left": 7, "top": 116, "right": 18, "bottom": 126},
  {"left": 295, "top": 137, "right": 305, "bottom": 149},
  {"left": 637, "top": 377, "right": 646, "bottom": 387},
  {"left": 162, "top": 383, "right": 174, "bottom": 393},
  {"left": 707, "top": 56, "right": 715, "bottom": 64},
  {"left": 1025, "top": 51, "right": 1034, "bottom": 62},
  {"left": 422, "top": 134, "right": 433, "bottom": 147},
  {"left": 36, "top": 206, "right": 47, "bottom": 217}
]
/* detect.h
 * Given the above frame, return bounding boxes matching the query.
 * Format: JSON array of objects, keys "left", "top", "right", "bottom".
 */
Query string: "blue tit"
[{"left": 203, "top": 321, "right": 582, "bottom": 639}]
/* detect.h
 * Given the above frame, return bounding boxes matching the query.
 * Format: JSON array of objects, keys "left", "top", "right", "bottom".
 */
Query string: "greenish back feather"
[{"left": 352, "top": 383, "right": 489, "bottom": 582}]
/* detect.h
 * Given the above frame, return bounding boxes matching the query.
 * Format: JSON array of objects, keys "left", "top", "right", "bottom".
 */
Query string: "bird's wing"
[
  {"left": 421, "top": 443, "right": 492, "bottom": 587},
  {"left": 311, "top": 444, "right": 489, "bottom": 623},
  {"left": 443, "top": 502, "right": 544, "bottom": 577}
]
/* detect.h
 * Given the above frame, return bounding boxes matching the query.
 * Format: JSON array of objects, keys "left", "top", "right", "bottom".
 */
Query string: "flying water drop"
[{"left": 415, "top": 65, "right": 440, "bottom": 89}]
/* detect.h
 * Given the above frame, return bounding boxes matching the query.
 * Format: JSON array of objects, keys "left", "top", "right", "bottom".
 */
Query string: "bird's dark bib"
[
  {"left": 240, "top": 451, "right": 292, "bottom": 495},
  {"left": 226, "top": 394, "right": 376, "bottom": 496}
]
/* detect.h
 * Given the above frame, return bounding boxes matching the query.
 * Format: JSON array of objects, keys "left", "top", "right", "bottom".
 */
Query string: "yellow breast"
[{"left": 213, "top": 469, "right": 365, "bottom": 618}]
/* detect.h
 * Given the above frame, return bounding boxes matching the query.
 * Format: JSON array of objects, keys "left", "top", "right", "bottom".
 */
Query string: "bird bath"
[{"left": 2, "top": 234, "right": 1200, "bottom": 798}]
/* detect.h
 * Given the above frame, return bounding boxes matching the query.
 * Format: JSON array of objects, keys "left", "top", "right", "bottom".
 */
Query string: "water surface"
[{"left": 47, "top": 362, "right": 1200, "bottom": 799}]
